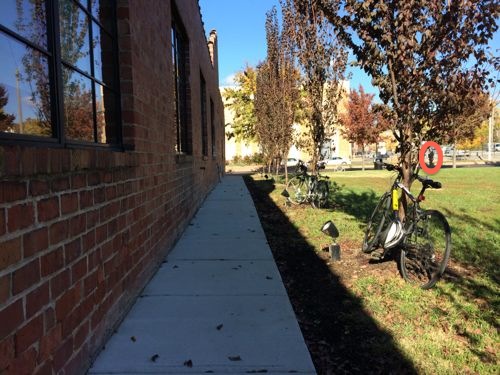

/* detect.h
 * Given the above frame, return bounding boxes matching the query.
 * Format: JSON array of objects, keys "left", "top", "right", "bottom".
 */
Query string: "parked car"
[
  {"left": 306, "top": 159, "right": 326, "bottom": 170},
  {"left": 444, "top": 148, "right": 470, "bottom": 157},
  {"left": 282, "top": 158, "right": 300, "bottom": 167},
  {"left": 322, "top": 156, "right": 352, "bottom": 170},
  {"left": 373, "top": 153, "right": 390, "bottom": 162},
  {"left": 444, "top": 147, "right": 453, "bottom": 157},
  {"left": 495, "top": 143, "right": 500, "bottom": 152}
]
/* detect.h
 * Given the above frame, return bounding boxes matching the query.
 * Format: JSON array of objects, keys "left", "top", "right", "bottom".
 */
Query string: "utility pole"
[
  {"left": 488, "top": 100, "right": 495, "bottom": 161},
  {"left": 15, "top": 68, "right": 24, "bottom": 134}
]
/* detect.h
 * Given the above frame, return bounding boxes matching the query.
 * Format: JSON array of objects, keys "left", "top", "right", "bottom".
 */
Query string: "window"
[
  {"left": 200, "top": 73, "right": 207, "bottom": 156},
  {"left": 210, "top": 98, "right": 216, "bottom": 157},
  {"left": 0, "top": 0, "right": 121, "bottom": 146},
  {"left": 172, "top": 10, "right": 190, "bottom": 154}
]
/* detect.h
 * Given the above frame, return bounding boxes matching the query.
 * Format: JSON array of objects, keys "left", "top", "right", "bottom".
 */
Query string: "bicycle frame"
[
  {"left": 284, "top": 161, "right": 329, "bottom": 207},
  {"left": 386, "top": 164, "right": 440, "bottom": 237},
  {"left": 364, "top": 162, "right": 450, "bottom": 288}
]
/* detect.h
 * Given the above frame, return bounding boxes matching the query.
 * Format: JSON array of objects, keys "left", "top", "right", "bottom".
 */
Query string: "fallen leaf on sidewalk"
[
  {"left": 266, "top": 276, "right": 273, "bottom": 280},
  {"left": 216, "top": 324, "right": 223, "bottom": 330},
  {"left": 228, "top": 355, "right": 242, "bottom": 361},
  {"left": 183, "top": 359, "right": 193, "bottom": 367},
  {"left": 150, "top": 354, "right": 159, "bottom": 362},
  {"left": 130, "top": 336, "right": 136, "bottom": 342}
]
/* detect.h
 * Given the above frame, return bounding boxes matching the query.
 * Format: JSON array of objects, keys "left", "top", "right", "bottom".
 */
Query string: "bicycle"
[
  {"left": 362, "top": 162, "right": 451, "bottom": 289},
  {"left": 282, "top": 160, "right": 330, "bottom": 209}
]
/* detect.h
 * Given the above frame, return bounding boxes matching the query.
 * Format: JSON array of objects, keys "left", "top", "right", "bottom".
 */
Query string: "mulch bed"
[{"left": 244, "top": 176, "right": 418, "bottom": 375}]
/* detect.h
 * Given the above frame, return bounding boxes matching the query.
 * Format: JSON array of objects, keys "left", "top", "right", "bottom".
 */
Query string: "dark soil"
[{"left": 243, "top": 176, "right": 418, "bottom": 375}]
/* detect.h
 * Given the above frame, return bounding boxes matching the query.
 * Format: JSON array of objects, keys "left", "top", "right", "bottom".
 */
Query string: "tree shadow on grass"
[
  {"left": 244, "top": 176, "right": 417, "bottom": 374},
  {"left": 440, "top": 207, "right": 499, "bottom": 284},
  {"left": 438, "top": 266, "right": 499, "bottom": 334},
  {"left": 433, "top": 208, "right": 500, "bottom": 332},
  {"left": 329, "top": 184, "right": 381, "bottom": 222}
]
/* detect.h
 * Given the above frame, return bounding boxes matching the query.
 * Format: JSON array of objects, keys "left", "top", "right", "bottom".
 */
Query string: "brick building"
[{"left": 0, "top": 0, "right": 224, "bottom": 373}]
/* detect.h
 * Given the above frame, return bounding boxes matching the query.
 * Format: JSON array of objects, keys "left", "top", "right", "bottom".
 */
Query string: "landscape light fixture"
[
  {"left": 321, "top": 220, "right": 339, "bottom": 238},
  {"left": 321, "top": 220, "right": 341, "bottom": 261}
]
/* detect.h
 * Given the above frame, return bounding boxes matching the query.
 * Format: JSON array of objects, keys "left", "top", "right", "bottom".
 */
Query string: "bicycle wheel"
[
  {"left": 362, "top": 192, "right": 391, "bottom": 253},
  {"left": 286, "top": 176, "right": 307, "bottom": 205},
  {"left": 400, "top": 210, "right": 451, "bottom": 289},
  {"left": 312, "top": 180, "right": 329, "bottom": 209}
]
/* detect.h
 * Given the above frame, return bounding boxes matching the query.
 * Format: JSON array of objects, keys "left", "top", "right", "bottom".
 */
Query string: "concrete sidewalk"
[{"left": 89, "top": 176, "right": 316, "bottom": 374}]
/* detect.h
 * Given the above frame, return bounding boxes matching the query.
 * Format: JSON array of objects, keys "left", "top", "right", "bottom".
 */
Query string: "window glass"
[
  {"left": 63, "top": 67, "right": 94, "bottom": 142},
  {"left": 0, "top": 0, "right": 48, "bottom": 50},
  {"left": 172, "top": 21, "right": 189, "bottom": 154},
  {"left": 0, "top": 33, "right": 52, "bottom": 137},
  {"left": 200, "top": 74, "right": 207, "bottom": 156},
  {"left": 0, "top": 0, "right": 120, "bottom": 146},
  {"left": 95, "top": 83, "right": 117, "bottom": 144},
  {"left": 59, "top": 0, "right": 91, "bottom": 75},
  {"left": 210, "top": 99, "right": 216, "bottom": 157},
  {"left": 91, "top": 0, "right": 114, "bottom": 33},
  {"left": 92, "top": 21, "right": 114, "bottom": 86}
]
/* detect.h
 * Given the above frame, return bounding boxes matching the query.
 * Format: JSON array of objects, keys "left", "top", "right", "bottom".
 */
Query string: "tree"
[
  {"left": 254, "top": 7, "right": 299, "bottom": 179},
  {"left": 222, "top": 66, "right": 258, "bottom": 142},
  {"left": 442, "top": 90, "right": 492, "bottom": 167},
  {"left": 281, "top": 0, "right": 348, "bottom": 172},
  {"left": 316, "top": 0, "right": 498, "bottom": 191},
  {"left": 340, "top": 85, "right": 388, "bottom": 170},
  {"left": 0, "top": 85, "right": 15, "bottom": 132}
]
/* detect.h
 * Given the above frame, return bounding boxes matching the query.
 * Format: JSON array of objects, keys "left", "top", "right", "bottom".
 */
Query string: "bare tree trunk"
[
  {"left": 399, "top": 126, "right": 414, "bottom": 221},
  {"left": 285, "top": 159, "right": 288, "bottom": 186},
  {"left": 361, "top": 144, "right": 365, "bottom": 171},
  {"left": 452, "top": 144, "right": 457, "bottom": 168}
]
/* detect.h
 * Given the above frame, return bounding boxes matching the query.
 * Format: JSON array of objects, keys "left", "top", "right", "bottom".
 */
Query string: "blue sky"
[
  {"left": 199, "top": 0, "right": 499, "bottom": 98},
  {"left": 199, "top": 0, "right": 282, "bottom": 86}
]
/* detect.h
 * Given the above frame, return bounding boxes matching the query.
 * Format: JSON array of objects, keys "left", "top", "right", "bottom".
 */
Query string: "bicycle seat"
[{"left": 418, "top": 176, "right": 442, "bottom": 189}]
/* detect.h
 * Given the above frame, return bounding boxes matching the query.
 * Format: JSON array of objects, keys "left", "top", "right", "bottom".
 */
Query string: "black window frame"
[
  {"left": 171, "top": 6, "right": 190, "bottom": 155},
  {"left": 200, "top": 72, "right": 207, "bottom": 157},
  {"left": 210, "top": 97, "right": 216, "bottom": 158},
  {"left": 0, "top": 0, "right": 122, "bottom": 150}
]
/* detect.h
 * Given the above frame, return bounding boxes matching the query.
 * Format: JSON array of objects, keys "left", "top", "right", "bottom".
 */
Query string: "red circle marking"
[{"left": 419, "top": 141, "right": 443, "bottom": 175}]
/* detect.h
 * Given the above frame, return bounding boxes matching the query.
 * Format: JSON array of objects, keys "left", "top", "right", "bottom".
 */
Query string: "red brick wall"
[{"left": 0, "top": 0, "right": 225, "bottom": 373}]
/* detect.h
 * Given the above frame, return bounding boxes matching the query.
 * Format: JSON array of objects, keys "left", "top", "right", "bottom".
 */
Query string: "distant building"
[
  {"left": 222, "top": 89, "right": 260, "bottom": 161},
  {"left": 0, "top": 1, "right": 224, "bottom": 373},
  {"left": 223, "top": 80, "right": 352, "bottom": 163}
]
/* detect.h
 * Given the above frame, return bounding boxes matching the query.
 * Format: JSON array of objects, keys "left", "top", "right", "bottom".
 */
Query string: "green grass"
[
  {"left": 254, "top": 167, "right": 500, "bottom": 374},
  {"left": 325, "top": 168, "right": 500, "bottom": 279}
]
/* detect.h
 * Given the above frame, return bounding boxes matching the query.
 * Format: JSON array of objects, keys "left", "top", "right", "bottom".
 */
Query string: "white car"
[
  {"left": 283, "top": 158, "right": 300, "bottom": 167},
  {"left": 323, "top": 156, "right": 351, "bottom": 170}
]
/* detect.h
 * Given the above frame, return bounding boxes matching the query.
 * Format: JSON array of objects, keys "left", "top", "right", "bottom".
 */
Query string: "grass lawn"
[{"left": 246, "top": 167, "right": 499, "bottom": 374}]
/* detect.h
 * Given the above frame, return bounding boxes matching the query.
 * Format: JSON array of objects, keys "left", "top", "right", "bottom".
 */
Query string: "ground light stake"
[{"left": 321, "top": 220, "right": 340, "bottom": 261}]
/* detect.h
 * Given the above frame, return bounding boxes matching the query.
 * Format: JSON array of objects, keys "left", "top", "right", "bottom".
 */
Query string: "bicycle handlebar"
[
  {"left": 294, "top": 160, "right": 330, "bottom": 179},
  {"left": 383, "top": 163, "right": 400, "bottom": 172},
  {"left": 383, "top": 163, "right": 441, "bottom": 189}
]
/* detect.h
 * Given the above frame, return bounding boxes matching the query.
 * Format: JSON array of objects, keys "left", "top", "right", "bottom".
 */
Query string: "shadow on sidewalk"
[{"left": 244, "top": 176, "right": 417, "bottom": 374}]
